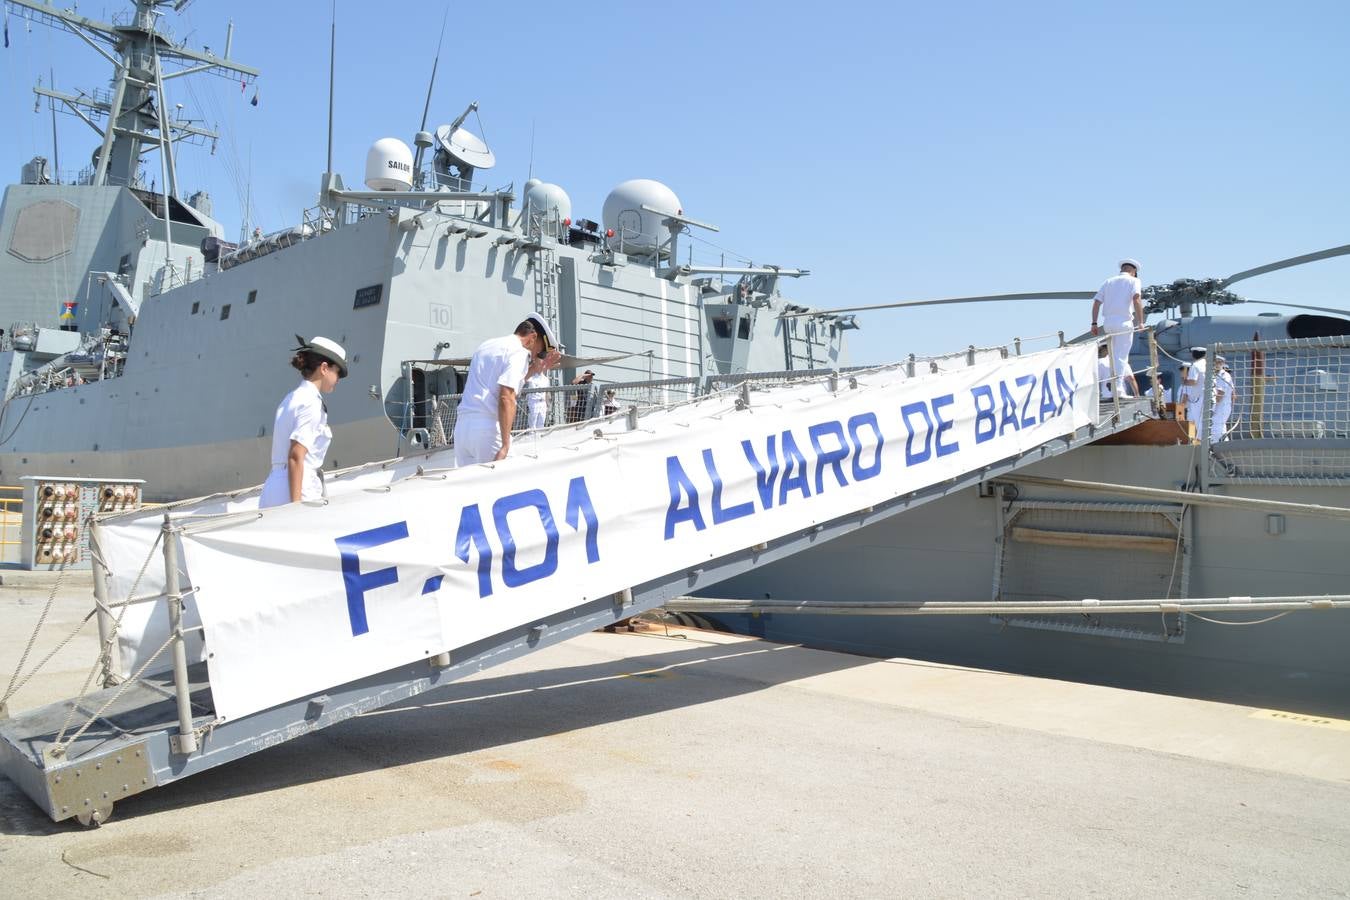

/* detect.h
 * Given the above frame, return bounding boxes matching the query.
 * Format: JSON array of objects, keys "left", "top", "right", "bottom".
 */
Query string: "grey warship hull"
[
  {"left": 689, "top": 291, "right": 1350, "bottom": 713},
  {"left": 708, "top": 443, "right": 1350, "bottom": 712}
]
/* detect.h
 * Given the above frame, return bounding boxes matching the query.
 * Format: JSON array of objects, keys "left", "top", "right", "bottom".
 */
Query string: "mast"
[
  {"left": 410, "top": 8, "right": 449, "bottom": 184},
  {"left": 326, "top": 4, "right": 335, "bottom": 177},
  {"left": 13, "top": 0, "right": 259, "bottom": 189}
]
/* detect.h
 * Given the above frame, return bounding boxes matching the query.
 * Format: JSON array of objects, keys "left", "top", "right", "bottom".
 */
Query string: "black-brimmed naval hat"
[
  {"left": 295, "top": 334, "right": 348, "bottom": 378},
  {"left": 525, "top": 314, "right": 563, "bottom": 353}
]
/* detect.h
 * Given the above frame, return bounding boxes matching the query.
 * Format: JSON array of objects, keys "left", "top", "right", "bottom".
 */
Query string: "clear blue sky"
[{"left": 3, "top": 0, "right": 1347, "bottom": 364}]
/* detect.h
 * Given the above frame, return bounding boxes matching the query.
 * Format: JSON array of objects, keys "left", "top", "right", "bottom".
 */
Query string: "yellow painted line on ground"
[{"left": 1250, "top": 709, "right": 1350, "bottom": 732}]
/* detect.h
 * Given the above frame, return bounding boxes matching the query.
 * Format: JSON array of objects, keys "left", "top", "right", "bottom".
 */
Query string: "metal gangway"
[{"left": 0, "top": 341, "right": 1155, "bottom": 826}]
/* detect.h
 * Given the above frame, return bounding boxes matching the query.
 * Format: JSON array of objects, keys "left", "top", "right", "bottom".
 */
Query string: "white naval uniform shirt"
[
  {"left": 259, "top": 379, "right": 331, "bottom": 507},
  {"left": 1211, "top": 368, "right": 1235, "bottom": 437},
  {"left": 455, "top": 335, "right": 531, "bottom": 423},
  {"left": 1182, "top": 358, "right": 1208, "bottom": 421},
  {"left": 1093, "top": 273, "right": 1141, "bottom": 329},
  {"left": 524, "top": 371, "right": 550, "bottom": 429},
  {"left": 453, "top": 334, "right": 532, "bottom": 466}
]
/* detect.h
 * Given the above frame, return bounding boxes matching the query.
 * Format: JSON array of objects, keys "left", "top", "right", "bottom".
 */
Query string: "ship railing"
[
  {"left": 401, "top": 332, "right": 1153, "bottom": 451},
  {"left": 334, "top": 165, "right": 507, "bottom": 226},
  {"left": 1200, "top": 336, "right": 1350, "bottom": 486},
  {"left": 217, "top": 222, "right": 326, "bottom": 272},
  {"left": 522, "top": 208, "right": 570, "bottom": 244},
  {"left": 412, "top": 380, "right": 704, "bottom": 451},
  {"left": 301, "top": 206, "right": 338, "bottom": 237},
  {"left": 31, "top": 166, "right": 148, "bottom": 189}
]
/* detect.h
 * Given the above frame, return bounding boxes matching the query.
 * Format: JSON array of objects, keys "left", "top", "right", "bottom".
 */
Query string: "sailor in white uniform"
[
  {"left": 453, "top": 314, "right": 563, "bottom": 466},
  {"left": 1180, "top": 346, "right": 1209, "bottom": 439},
  {"left": 1091, "top": 258, "right": 1145, "bottom": 398},
  {"left": 260, "top": 336, "right": 347, "bottom": 508},
  {"left": 524, "top": 370, "right": 550, "bottom": 430},
  {"left": 1211, "top": 355, "right": 1235, "bottom": 440}
]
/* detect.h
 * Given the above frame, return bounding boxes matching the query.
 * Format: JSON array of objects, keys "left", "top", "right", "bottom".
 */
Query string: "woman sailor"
[{"left": 259, "top": 336, "right": 347, "bottom": 508}]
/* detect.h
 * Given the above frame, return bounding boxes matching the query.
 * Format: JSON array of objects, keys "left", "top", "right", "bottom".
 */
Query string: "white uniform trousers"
[
  {"left": 259, "top": 463, "right": 323, "bottom": 508},
  {"left": 454, "top": 415, "right": 503, "bottom": 466},
  {"left": 1104, "top": 325, "right": 1133, "bottom": 398}
]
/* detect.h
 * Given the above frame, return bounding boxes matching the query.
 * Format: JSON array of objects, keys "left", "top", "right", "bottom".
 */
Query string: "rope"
[
  {"left": 51, "top": 524, "right": 164, "bottom": 749},
  {"left": 1185, "top": 611, "right": 1294, "bottom": 627},
  {"left": 1, "top": 559, "right": 71, "bottom": 707},
  {"left": 54, "top": 633, "right": 175, "bottom": 756}
]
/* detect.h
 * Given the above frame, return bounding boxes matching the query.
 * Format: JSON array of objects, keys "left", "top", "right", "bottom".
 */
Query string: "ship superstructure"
[{"left": 0, "top": 0, "right": 851, "bottom": 499}]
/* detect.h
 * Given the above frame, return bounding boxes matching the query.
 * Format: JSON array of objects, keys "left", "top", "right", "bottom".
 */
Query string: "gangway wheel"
[{"left": 75, "top": 801, "right": 114, "bottom": 828}]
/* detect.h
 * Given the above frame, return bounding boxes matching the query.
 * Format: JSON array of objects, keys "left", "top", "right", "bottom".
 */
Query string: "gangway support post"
[
  {"left": 89, "top": 522, "right": 122, "bottom": 689},
  {"left": 162, "top": 515, "right": 198, "bottom": 756}
]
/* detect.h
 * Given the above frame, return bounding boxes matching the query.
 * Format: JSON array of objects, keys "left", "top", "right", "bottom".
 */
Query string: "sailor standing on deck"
[
  {"left": 259, "top": 336, "right": 347, "bottom": 508},
  {"left": 453, "top": 314, "right": 563, "bottom": 465},
  {"left": 1090, "top": 259, "right": 1145, "bottom": 398},
  {"left": 1211, "top": 355, "right": 1235, "bottom": 440},
  {"left": 524, "top": 369, "right": 550, "bottom": 430},
  {"left": 1180, "top": 346, "right": 1209, "bottom": 438}
]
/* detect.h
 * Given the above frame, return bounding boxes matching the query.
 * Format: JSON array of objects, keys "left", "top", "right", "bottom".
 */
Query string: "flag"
[
  {"left": 240, "top": 78, "right": 245, "bottom": 94},
  {"left": 4, "top": 10, "right": 9, "bottom": 49},
  {"left": 250, "top": 89, "right": 258, "bottom": 107}
]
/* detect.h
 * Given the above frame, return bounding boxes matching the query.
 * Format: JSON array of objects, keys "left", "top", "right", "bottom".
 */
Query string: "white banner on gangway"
[{"left": 139, "top": 345, "right": 1097, "bottom": 721}]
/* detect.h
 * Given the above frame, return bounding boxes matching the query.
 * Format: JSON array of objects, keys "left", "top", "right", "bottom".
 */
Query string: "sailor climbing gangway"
[{"left": 0, "top": 339, "right": 1148, "bottom": 826}]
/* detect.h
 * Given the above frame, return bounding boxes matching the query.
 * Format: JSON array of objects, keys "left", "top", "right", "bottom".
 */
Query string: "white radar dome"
[
  {"left": 364, "top": 138, "right": 414, "bottom": 191},
  {"left": 602, "top": 179, "right": 682, "bottom": 254},
  {"left": 523, "top": 180, "right": 572, "bottom": 224}
]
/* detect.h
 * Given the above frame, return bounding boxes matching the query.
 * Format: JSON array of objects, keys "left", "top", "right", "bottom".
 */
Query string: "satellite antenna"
[{"left": 432, "top": 101, "right": 495, "bottom": 188}]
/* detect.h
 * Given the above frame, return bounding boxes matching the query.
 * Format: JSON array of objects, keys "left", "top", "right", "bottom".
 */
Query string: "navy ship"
[{"left": 0, "top": 0, "right": 850, "bottom": 500}]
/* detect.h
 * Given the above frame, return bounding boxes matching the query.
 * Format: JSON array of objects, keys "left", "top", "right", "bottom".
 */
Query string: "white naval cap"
[
  {"left": 295, "top": 334, "right": 348, "bottom": 377},
  {"left": 524, "top": 313, "right": 564, "bottom": 353},
  {"left": 1119, "top": 258, "right": 1141, "bottom": 271},
  {"left": 1189, "top": 346, "right": 1208, "bottom": 356}
]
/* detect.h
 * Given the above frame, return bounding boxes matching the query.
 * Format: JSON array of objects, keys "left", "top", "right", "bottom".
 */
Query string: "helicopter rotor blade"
[
  {"left": 1220, "top": 243, "right": 1350, "bottom": 289},
  {"left": 781, "top": 291, "right": 1095, "bottom": 318},
  {"left": 1244, "top": 299, "right": 1350, "bottom": 316}
]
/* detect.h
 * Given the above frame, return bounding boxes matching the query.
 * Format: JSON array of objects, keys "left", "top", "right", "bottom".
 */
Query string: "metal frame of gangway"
[{"left": 0, "top": 386, "right": 1155, "bottom": 827}]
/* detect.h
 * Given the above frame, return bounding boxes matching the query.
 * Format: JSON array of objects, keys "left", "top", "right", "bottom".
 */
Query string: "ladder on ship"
[
  {"left": 783, "top": 314, "right": 817, "bottom": 371},
  {"left": 533, "top": 245, "right": 560, "bottom": 340},
  {"left": 0, "top": 356, "right": 1154, "bottom": 827}
]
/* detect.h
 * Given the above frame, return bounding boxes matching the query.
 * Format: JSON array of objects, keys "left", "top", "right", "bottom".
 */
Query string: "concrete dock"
[{"left": 2, "top": 573, "right": 1349, "bottom": 898}]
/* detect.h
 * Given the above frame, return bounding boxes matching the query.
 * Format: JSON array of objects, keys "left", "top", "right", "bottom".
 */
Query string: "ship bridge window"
[
  {"left": 190, "top": 301, "right": 200, "bottom": 315},
  {"left": 712, "top": 317, "right": 732, "bottom": 339},
  {"left": 1288, "top": 314, "right": 1350, "bottom": 339},
  {"left": 738, "top": 317, "right": 751, "bottom": 339},
  {"left": 220, "top": 304, "right": 231, "bottom": 321},
  {"left": 247, "top": 289, "right": 257, "bottom": 304},
  {"left": 131, "top": 189, "right": 203, "bottom": 225}
]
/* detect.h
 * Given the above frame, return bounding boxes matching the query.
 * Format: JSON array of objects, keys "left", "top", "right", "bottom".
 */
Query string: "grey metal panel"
[{"left": 7, "top": 199, "right": 80, "bottom": 262}]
